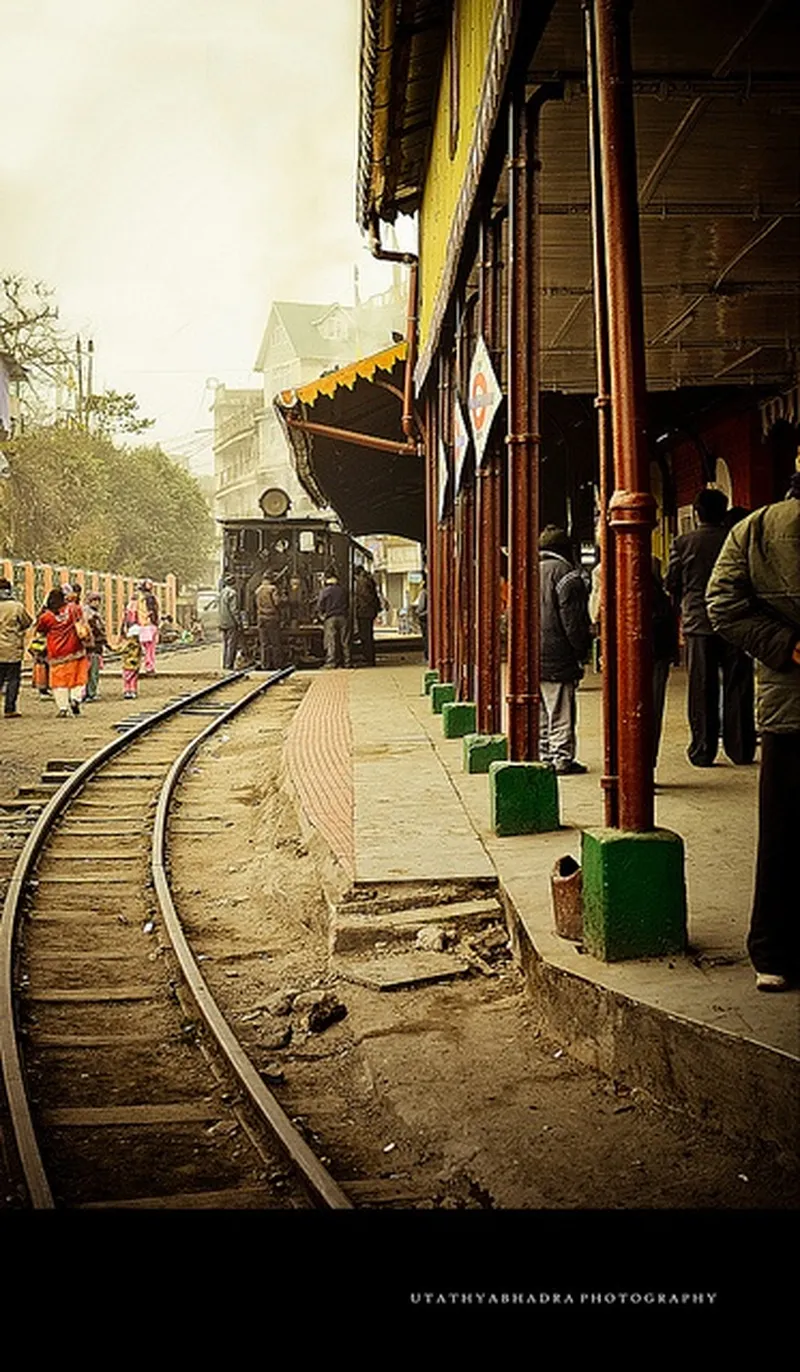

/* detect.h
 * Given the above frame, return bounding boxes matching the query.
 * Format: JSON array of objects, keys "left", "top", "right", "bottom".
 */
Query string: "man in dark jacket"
[
  {"left": 317, "top": 572, "right": 351, "bottom": 668},
  {"left": 706, "top": 479, "right": 800, "bottom": 991},
  {"left": 353, "top": 566, "right": 381, "bottom": 666},
  {"left": 538, "top": 527, "right": 592, "bottom": 774},
  {"left": 666, "top": 487, "right": 755, "bottom": 766}
]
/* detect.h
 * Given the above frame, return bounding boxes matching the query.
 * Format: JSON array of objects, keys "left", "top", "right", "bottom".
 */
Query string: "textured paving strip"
[{"left": 285, "top": 670, "right": 355, "bottom": 874}]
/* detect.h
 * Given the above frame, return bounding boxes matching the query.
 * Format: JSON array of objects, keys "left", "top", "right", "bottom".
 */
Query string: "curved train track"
[{"left": 0, "top": 670, "right": 351, "bottom": 1211}]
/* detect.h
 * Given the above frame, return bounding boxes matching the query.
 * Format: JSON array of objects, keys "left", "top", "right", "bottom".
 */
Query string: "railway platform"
[{"left": 283, "top": 656, "right": 799, "bottom": 1155}]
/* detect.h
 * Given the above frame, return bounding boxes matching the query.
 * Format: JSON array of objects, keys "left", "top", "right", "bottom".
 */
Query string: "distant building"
[{"left": 214, "top": 284, "right": 407, "bottom": 522}]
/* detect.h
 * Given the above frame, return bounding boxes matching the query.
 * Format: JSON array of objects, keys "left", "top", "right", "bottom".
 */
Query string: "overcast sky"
[{"left": 1, "top": 0, "right": 407, "bottom": 469}]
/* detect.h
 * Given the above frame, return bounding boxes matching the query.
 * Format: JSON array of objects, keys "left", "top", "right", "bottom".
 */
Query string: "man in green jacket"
[{"left": 706, "top": 478, "right": 800, "bottom": 991}]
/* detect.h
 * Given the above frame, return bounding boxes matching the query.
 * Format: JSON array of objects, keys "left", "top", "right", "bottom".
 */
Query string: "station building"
[{"left": 344, "top": 0, "right": 800, "bottom": 956}]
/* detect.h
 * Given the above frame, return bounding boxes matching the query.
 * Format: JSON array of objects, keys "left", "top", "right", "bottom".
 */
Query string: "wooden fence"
[{"left": 1, "top": 559, "right": 177, "bottom": 644}]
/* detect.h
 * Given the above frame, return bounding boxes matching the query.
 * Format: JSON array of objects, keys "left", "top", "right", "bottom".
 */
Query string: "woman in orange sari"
[{"left": 36, "top": 585, "right": 90, "bottom": 717}]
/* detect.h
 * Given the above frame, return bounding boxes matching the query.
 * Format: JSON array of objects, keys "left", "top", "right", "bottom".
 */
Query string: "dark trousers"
[
  {"left": 685, "top": 633, "right": 756, "bottom": 765},
  {"left": 748, "top": 732, "right": 800, "bottom": 976},
  {"left": 653, "top": 658, "right": 671, "bottom": 766},
  {"left": 356, "top": 615, "right": 376, "bottom": 666},
  {"left": 0, "top": 660, "right": 21, "bottom": 714},
  {"left": 222, "top": 627, "right": 239, "bottom": 670},
  {"left": 258, "top": 617, "right": 283, "bottom": 670}
]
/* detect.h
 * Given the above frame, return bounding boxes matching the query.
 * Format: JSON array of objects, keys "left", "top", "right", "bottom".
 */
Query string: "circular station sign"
[{"left": 468, "top": 335, "right": 502, "bottom": 466}]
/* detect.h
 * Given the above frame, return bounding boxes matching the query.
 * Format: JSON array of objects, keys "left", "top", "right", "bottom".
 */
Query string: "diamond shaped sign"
[
  {"left": 437, "top": 436, "right": 450, "bottom": 523},
  {"left": 468, "top": 334, "right": 502, "bottom": 467}
]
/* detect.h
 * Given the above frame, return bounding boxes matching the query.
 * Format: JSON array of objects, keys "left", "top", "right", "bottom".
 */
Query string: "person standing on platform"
[
  {"left": 137, "top": 579, "right": 159, "bottom": 675},
  {"left": 706, "top": 476, "right": 800, "bottom": 991},
  {"left": 652, "top": 558, "right": 680, "bottom": 767},
  {"left": 120, "top": 623, "right": 142, "bottom": 699},
  {"left": 83, "top": 591, "right": 108, "bottom": 702},
  {"left": 255, "top": 572, "right": 283, "bottom": 670},
  {"left": 414, "top": 578, "right": 428, "bottom": 657},
  {"left": 0, "top": 577, "right": 33, "bottom": 718},
  {"left": 354, "top": 566, "right": 381, "bottom": 667},
  {"left": 538, "top": 526, "right": 592, "bottom": 775},
  {"left": 36, "top": 585, "right": 89, "bottom": 717},
  {"left": 218, "top": 574, "right": 242, "bottom": 670},
  {"left": 317, "top": 571, "right": 352, "bottom": 669},
  {"left": 666, "top": 488, "right": 755, "bottom": 767}
]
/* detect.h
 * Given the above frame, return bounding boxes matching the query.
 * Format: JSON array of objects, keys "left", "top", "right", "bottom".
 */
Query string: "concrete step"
[{"left": 330, "top": 894, "right": 504, "bottom": 956}]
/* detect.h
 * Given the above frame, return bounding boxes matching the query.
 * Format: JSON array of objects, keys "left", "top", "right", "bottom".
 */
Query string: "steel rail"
[
  {"left": 0, "top": 670, "right": 249, "bottom": 1209},
  {"left": 150, "top": 666, "right": 353, "bottom": 1210}
]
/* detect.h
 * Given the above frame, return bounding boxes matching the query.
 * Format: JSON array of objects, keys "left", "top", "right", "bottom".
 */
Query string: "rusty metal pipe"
[
  {"left": 475, "top": 214, "right": 503, "bottom": 734},
  {"left": 594, "top": 0, "right": 656, "bottom": 831},
  {"left": 284, "top": 415, "right": 416, "bottom": 456},
  {"left": 584, "top": 0, "right": 619, "bottom": 827},
  {"left": 368, "top": 215, "right": 419, "bottom": 442},
  {"left": 506, "top": 90, "right": 542, "bottom": 762}
]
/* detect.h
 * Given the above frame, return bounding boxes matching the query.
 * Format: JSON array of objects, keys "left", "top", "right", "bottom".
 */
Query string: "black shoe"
[
  {"left": 556, "top": 760, "right": 588, "bottom": 775},
  {"left": 70, "top": 701, "right": 81, "bottom": 716}
]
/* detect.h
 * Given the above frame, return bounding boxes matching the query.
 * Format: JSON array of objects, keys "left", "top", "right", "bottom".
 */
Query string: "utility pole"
[
  {"left": 86, "top": 338, "right": 94, "bottom": 431},
  {"left": 76, "top": 336, "right": 84, "bottom": 429}
]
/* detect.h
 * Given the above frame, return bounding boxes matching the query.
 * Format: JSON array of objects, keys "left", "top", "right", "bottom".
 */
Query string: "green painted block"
[
  {"left": 442, "top": 701, "right": 477, "bottom": 738},
  {"left": 463, "top": 733, "right": 508, "bottom": 773},
  {"left": 422, "top": 670, "right": 439, "bottom": 695},
  {"left": 431, "top": 682, "right": 455, "bottom": 714},
  {"left": 489, "top": 760, "right": 560, "bottom": 835},
  {"left": 581, "top": 828, "right": 687, "bottom": 962}
]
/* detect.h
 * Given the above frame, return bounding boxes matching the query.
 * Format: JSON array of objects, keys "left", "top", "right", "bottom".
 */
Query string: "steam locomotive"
[{"left": 220, "top": 488, "right": 373, "bottom": 667}]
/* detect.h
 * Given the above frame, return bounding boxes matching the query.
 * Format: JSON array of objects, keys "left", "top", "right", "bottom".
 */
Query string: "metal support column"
[
  {"left": 475, "top": 213, "right": 503, "bottom": 734},
  {"left": 585, "top": 0, "right": 619, "bottom": 826},
  {"left": 437, "top": 353, "right": 455, "bottom": 685},
  {"left": 506, "top": 90, "right": 543, "bottom": 762},
  {"left": 594, "top": 0, "right": 655, "bottom": 831}
]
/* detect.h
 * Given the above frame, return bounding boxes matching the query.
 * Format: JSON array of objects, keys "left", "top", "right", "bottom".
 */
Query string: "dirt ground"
[{"left": 1, "top": 669, "right": 798, "bottom": 1218}]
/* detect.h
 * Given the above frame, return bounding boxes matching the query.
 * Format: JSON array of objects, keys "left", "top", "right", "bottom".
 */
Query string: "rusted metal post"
[
  {"left": 424, "top": 388, "right": 438, "bottom": 666},
  {"left": 584, "top": 0, "right": 619, "bottom": 827},
  {"left": 594, "top": 0, "right": 655, "bottom": 831},
  {"left": 506, "top": 90, "right": 542, "bottom": 762},
  {"left": 437, "top": 353, "right": 455, "bottom": 684},
  {"left": 475, "top": 213, "right": 503, "bottom": 734}
]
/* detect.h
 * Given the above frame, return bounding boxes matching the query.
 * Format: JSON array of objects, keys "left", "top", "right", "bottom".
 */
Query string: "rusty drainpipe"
[
  {"left": 368, "top": 215, "right": 419, "bottom": 442},
  {"left": 475, "top": 212, "right": 503, "bottom": 734},
  {"left": 506, "top": 88, "right": 545, "bottom": 763},
  {"left": 584, "top": 0, "right": 619, "bottom": 827},
  {"left": 594, "top": 0, "right": 655, "bottom": 831}
]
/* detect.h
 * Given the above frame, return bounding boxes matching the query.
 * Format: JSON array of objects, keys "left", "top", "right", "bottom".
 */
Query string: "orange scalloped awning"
[{"left": 279, "top": 340, "right": 407, "bottom": 408}]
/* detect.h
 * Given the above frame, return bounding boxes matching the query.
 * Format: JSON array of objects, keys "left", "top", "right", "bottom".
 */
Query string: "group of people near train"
[
  {"left": 219, "top": 564, "right": 384, "bottom": 672},
  {"left": 0, "top": 577, "right": 160, "bottom": 718},
  {"left": 537, "top": 477, "right": 799, "bottom": 994}
]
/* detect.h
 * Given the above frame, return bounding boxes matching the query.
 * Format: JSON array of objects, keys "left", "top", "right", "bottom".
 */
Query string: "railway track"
[{"left": 0, "top": 670, "right": 352, "bottom": 1211}]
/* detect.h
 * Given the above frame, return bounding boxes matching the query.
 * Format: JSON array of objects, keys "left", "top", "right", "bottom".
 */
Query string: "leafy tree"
[
  {"left": 0, "top": 426, "right": 214, "bottom": 585},
  {"left": 85, "top": 389, "right": 155, "bottom": 436}
]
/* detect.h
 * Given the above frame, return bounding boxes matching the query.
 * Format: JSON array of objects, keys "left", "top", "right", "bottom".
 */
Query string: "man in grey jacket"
[
  {"left": 706, "top": 478, "right": 800, "bottom": 991},
  {"left": 0, "top": 577, "right": 33, "bottom": 717},
  {"left": 538, "top": 527, "right": 592, "bottom": 774},
  {"left": 218, "top": 574, "right": 242, "bottom": 670}
]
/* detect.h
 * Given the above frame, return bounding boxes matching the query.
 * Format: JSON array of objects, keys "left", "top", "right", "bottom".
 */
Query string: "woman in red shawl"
[{"left": 35, "top": 585, "right": 90, "bottom": 717}]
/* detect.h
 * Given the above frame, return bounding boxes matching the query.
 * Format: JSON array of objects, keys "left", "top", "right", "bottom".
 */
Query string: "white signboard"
[
  {"left": 468, "top": 334, "right": 502, "bottom": 467},
  {"left": 453, "top": 393, "right": 471, "bottom": 494},
  {"left": 437, "top": 436, "right": 450, "bottom": 523}
]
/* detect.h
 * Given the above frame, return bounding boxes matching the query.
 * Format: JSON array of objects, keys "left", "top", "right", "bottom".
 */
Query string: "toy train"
[{"left": 219, "top": 492, "right": 373, "bottom": 667}]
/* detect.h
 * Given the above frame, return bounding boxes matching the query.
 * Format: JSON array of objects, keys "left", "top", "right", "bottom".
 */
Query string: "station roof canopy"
[
  {"left": 359, "top": 0, "right": 800, "bottom": 396},
  {"left": 274, "top": 342, "right": 426, "bottom": 544}
]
